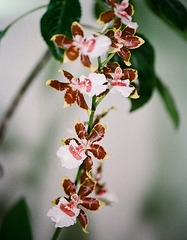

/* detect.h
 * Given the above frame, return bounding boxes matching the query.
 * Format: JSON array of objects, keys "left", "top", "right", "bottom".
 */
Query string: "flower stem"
[
  {"left": 0, "top": 49, "right": 51, "bottom": 147},
  {"left": 73, "top": 53, "right": 111, "bottom": 190},
  {"left": 74, "top": 163, "right": 83, "bottom": 186},
  {"left": 51, "top": 227, "right": 61, "bottom": 240},
  {"left": 100, "top": 52, "right": 115, "bottom": 69},
  {"left": 1, "top": 5, "right": 47, "bottom": 35},
  {"left": 87, "top": 96, "right": 97, "bottom": 135}
]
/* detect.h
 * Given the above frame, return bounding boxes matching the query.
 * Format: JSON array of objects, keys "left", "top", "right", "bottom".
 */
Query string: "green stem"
[
  {"left": 51, "top": 228, "right": 61, "bottom": 240},
  {"left": 100, "top": 52, "right": 115, "bottom": 69},
  {"left": 98, "top": 57, "right": 102, "bottom": 73},
  {"left": 73, "top": 52, "right": 113, "bottom": 189},
  {"left": 3, "top": 5, "right": 47, "bottom": 32},
  {"left": 95, "top": 91, "right": 109, "bottom": 107},
  {"left": 74, "top": 163, "right": 83, "bottom": 186},
  {"left": 0, "top": 49, "right": 51, "bottom": 147},
  {"left": 87, "top": 96, "right": 97, "bottom": 135},
  {"left": 74, "top": 95, "right": 97, "bottom": 185}
]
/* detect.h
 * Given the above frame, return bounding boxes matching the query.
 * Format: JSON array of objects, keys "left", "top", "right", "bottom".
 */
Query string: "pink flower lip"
[
  {"left": 69, "top": 144, "right": 85, "bottom": 160},
  {"left": 110, "top": 80, "right": 127, "bottom": 87},
  {"left": 60, "top": 202, "right": 76, "bottom": 217}
]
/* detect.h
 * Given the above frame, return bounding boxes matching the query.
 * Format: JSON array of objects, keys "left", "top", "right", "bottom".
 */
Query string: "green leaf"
[
  {"left": 0, "top": 198, "right": 33, "bottom": 240},
  {"left": 156, "top": 77, "right": 180, "bottom": 128},
  {"left": 0, "top": 5, "right": 47, "bottom": 44},
  {"left": 40, "top": 0, "right": 81, "bottom": 61},
  {"left": 0, "top": 28, "right": 9, "bottom": 42},
  {"left": 130, "top": 36, "right": 156, "bottom": 111},
  {"left": 145, "top": 0, "right": 187, "bottom": 31}
]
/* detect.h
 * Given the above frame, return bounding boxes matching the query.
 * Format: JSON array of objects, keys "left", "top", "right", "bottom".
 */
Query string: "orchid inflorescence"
[{"left": 47, "top": 0, "right": 144, "bottom": 234}]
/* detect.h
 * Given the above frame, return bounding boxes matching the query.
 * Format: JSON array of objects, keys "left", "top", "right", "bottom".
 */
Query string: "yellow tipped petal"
[{"left": 45, "top": 79, "right": 51, "bottom": 86}]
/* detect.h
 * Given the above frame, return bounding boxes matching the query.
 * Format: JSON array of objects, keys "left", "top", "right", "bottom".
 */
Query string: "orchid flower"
[
  {"left": 97, "top": 0, "right": 138, "bottom": 29},
  {"left": 102, "top": 62, "right": 139, "bottom": 98},
  {"left": 46, "top": 70, "right": 108, "bottom": 111},
  {"left": 47, "top": 176, "right": 105, "bottom": 233},
  {"left": 106, "top": 26, "right": 144, "bottom": 66},
  {"left": 51, "top": 21, "right": 111, "bottom": 69},
  {"left": 56, "top": 120, "right": 110, "bottom": 169}
]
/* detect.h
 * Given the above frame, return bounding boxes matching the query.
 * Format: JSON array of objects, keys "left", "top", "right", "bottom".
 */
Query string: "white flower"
[
  {"left": 57, "top": 140, "right": 87, "bottom": 169},
  {"left": 47, "top": 197, "right": 80, "bottom": 228},
  {"left": 110, "top": 79, "right": 134, "bottom": 97},
  {"left": 83, "top": 35, "right": 111, "bottom": 58},
  {"left": 79, "top": 73, "right": 107, "bottom": 97},
  {"left": 114, "top": 0, "right": 138, "bottom": 29}
]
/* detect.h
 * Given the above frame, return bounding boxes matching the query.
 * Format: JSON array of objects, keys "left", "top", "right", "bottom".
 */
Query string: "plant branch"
[
  {"left": 0, "top": 5, "right": 47, "bottom": 39},
  {"left": 51, "top": 227, "right": 61, "bottom": 240},
  {"left": 0, "top": 49, "right": 51, "bottom": 147}
]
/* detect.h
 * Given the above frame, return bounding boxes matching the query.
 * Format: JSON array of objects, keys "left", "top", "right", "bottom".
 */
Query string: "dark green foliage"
[
  {"left": 156, "top": 77, "right": 180, "bottom": 128},
  {"left": 40, "top": 0, "right": 81, "bottom": 61},
  {"left": 130, "top": 36, "right": 156, "bottom": 111},
  {"left": 0, "top": 198, "right": 33, "bottom": 240},
  {"left": 145, "top": 0, "right": 187, "bottom": 31},
  {"left": 94, "top": 0, "right": 110, "bottom": 19}
]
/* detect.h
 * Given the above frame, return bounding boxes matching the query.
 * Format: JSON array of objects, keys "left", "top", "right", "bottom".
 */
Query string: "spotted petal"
[
  {"left": 121, "top": 35, "right": 145, "bottom": 49},
  {"left": 62, "top": 70, "right": 74, "bottom": 82},
  {"left": 78, "top": 174, "right": 96, "bottom": 198},
  {"left": 51, "top": 34, "right": 74, "bottom": 48},
  {"left": 71, "top": 21, "right": 84, "bottom": 37},
  {"left": 82, "top": 156, "right": 93, "bottom": 173},
  {"left": 64, "top": 46, "right": 79, "bottom": 63},
  {"left": 62, "top": 177, "right": 76, "bottom": 197},
  {"left": 117, "top": 46, "right": 131, "bottom": 66},
  {"left": 106, "top": 0, "right": 116, "bottom": 8},
  {"left": 113, "top": 18, "right": 122, "bottom": 31},
  {"left": 64, "top": 88, "right": 77, "bottom": 107},
  {"left": 74, "top": 121, "right": 87, "bottom": 140},
  {"left": 80, "top": 54, "right": 92, "bottom": 69},
  {"left": 96, "top": 10, "right": 115, "bottom": 24},
  {"left": 89, "top": 143, "right": 109, "bottom": 160},
  {"left": 46, "top": 79, "right": 70, "bottom": 91},
  {"left": 87, "top": 123, "right": 106, "bottom": 143},
  {"left": 121, "top": 26, "right": 136, "bottom": 37},
  {"left": 78, "top": 209, "right": 89, "bottom": 233},
  {"left": 121, "top": 68, "right": 138, "bottom": 82},
  {"left": 125, "top": 3, "right": 134, "bottom": 16},
  {"left": 76, "top": 91, "right": 89, "bottom": 111},
  {"left": 106, "top": 62, "right": 120, "bottom": 73},
  {"left": 79, "top": 197, "right": 105, "bottom": 211}
]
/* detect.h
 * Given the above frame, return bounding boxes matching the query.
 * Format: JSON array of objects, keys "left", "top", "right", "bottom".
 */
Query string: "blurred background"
[{"left": 0, "top": 0, "right": 187, "bottom": 239}]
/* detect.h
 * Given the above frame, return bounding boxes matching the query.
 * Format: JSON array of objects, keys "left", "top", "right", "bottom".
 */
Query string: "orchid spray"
[
  {"left": 46, "top": 0, "right": 144, "bottom": 237},
  {"left": 0, "top": 0, "right": 185, "bottom": 239}
]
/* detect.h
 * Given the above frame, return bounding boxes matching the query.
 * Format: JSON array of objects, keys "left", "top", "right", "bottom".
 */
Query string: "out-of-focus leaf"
[
  {"left": 145, "top": 0, "right": 187, "bottom": 31},
  {"left": 156, "top": 77, "right": 180, "bottom": 128},
  {"left": 93, "top": 0, "right": 110, "bottom": 19},
  {"left": 0, "top": 5, "right": 47, "bottom": 44},
  {"left": 129, "top": 36, "right": 156, "bottom": 111},
  {"left": 40, "top": 0, "right": 81, "bottom": 61},
  {"left": 0, "top": 198, "right": 32, "bottom": 240},
  {"left": 0, "top": 28, "right": 9, "bottom": 42},
  {"left": 0, "top": 162, "right": 4, "bottom": 179}
]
